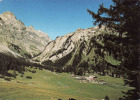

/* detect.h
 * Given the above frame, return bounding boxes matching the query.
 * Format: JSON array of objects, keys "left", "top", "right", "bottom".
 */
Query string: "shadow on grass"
[
  {"left": 58, "top": 98, "right": 76, "bottom": 100},
  {"left": 104, "top": 96, "right": 109, "bottom": 100},
  {"left": 0, "top": 72, "right": 16, "bottom": 81},
  {"left": 119, "top": 89, "right": 138, "bottom": 100}
]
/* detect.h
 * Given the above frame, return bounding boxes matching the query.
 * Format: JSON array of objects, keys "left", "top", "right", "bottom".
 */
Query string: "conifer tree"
[{"left": 87, "top": 0, "right": 140, "bottom": 99}]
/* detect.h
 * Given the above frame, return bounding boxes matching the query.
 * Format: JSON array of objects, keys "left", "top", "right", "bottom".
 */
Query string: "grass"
[
  {"left": 105, "top": 55, "right": 121, "bottom": 66},
  {"left": 0, "top": 67, "right": 131, "bottom": 100},
  {"left": 94, "top": 74, "right": 124, "bottom": 86}
]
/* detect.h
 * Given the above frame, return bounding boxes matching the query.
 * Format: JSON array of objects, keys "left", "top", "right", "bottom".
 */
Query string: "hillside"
[
  {"left": 0, "top": 0, "right": 139, "bottom": 99},
  {"left": 0, "top": 67, "right": 130, "bottom": 100},
  {"left": 0, "top": 11, "right": 135, "bottom": 100},
  {"left": 35, "top": 26, "right": 121, "bottom": 76},
  {"left": 0, "top": 11, "right": 121, "bottom": 76},
  {"left": 0, "top": 11, "right": 121, "bottom": 77},
  {"left": 0, "top": 11, "right": 51, "bottom": 58},
  {"left": 0, "top": 43, "right": 21, "bottom": 57},
  {"left": 35, "top": 26, "right": 102, "bottom": 61}
]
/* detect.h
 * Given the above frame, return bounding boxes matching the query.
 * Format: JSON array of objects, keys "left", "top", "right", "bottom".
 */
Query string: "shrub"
[
  {"left": 26, "top": 76, "right": 32, "bottom": 79},
  {"left": 4, "top": 78, "right": 11, "bottom": 81},
  {"left": 32, "top": 70, "right": 36, "bottom": 73}
]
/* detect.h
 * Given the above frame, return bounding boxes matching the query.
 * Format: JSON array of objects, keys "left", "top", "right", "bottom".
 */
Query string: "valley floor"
[{"left": 0, "top": 67, "right": 132, "bottom": 100}]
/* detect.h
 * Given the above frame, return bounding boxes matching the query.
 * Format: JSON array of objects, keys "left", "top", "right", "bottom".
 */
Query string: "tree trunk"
[{"left": 137, "top": 71, "right": 140, "bottom": 98}]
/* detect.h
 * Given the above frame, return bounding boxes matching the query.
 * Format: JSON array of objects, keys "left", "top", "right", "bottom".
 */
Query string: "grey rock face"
[
  {"left": 35, "top": 26, "right": 104, "bottom": 62},
  {"left": 0, "top": 11, "right": 51, "bottom": 57}
]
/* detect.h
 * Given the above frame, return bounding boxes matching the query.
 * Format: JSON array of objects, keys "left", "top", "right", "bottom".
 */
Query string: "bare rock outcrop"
[
  {"left": 0, "top": 11, "right": 51, "bottom": 58},
  {"left": 35, "top": 26, "right": 104, "bottom": 62}
]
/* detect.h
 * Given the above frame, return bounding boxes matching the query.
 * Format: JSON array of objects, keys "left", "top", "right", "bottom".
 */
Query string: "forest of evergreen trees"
[{"left": 0, "top": 53, "right": 43, "bottom": 78}]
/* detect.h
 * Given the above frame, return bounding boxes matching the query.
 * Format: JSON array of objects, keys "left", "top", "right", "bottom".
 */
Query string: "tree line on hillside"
[
  {"left": 0, "top": 53, "right": 43, "bottom": 78},
  {"left": 42, "top": 37, "right": 123, "bottom": 78},
  {"left": 42, "top": 50, "right": 74, "bottom": 72}
]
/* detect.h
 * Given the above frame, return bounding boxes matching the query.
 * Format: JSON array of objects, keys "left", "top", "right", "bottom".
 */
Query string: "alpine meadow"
[{"left": 0, "top": 0, "right": 139, "bottom": 100}]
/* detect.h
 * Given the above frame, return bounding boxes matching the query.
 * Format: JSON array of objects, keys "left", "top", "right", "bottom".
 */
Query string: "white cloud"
[{"left": 0, "top": 0, "right": 3, "bottom": 2}]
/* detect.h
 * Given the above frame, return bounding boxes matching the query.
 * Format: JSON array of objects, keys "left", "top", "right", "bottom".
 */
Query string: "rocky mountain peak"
[
  {"left": 1, "top": 11, "right": 16, "bottom": 20},
  {"left": 28, "top": 26, "right": 34, "bottom": 29},
  {"left": 1, "top": 11, "right": 15, "bottom": 16},
  {"left": 76, "top": 28, "right": 83, "bottom": 32},
  {"left": 0, "top": 11, "right": 52, "bottom": 58},
  {"left": 34, "top": 27, "right": 95, "bottom": 61},
  {"left": 34, "top": 26, "right": 107, "bottom": 62},
  {"left": 38, "top": 30, "right": 43, "bottom": 33},
  {"left": 3, "top": 11, "right": 14, "bottom": 15},
  {"left": 0, "top": 11, "right": 22, "bottom": 28}
]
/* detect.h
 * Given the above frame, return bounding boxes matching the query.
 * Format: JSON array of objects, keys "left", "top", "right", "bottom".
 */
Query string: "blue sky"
[{"left": 0, "top": 0, "right": 112, "bottom": 40}]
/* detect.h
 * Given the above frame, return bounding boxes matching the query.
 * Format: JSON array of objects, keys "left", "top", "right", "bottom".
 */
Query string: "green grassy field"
[{"left": 0, "top": 67, "right": 132, "bottom": 100}]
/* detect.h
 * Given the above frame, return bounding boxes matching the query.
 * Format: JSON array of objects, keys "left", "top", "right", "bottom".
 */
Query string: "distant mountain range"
[
  {"left": 35, "top": 26, "right": 104, "bottom": 62},
  {"left": 0, "top": 11, "right": 120, "bottom": 75},
  {"left": 35, "top": 25, "right": 120, "bottom": 74},
  {"left": 0, "top": 11, "right": 51, "bottom": 58}
]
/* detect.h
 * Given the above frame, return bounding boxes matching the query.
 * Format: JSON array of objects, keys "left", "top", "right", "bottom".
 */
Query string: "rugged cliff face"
[
  {"left": 35, "top": 26, "right": 104, "bottom": 62},
  {"left": 0, "top": 11, "right": 51, "bottom": 58},
  {"left": 34, "top": 25, "right": 120, "bottom": 74}
]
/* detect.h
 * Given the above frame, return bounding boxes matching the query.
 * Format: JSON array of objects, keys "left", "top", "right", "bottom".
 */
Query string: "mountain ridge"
[
  {"left": 34, "top": 26, "right": 105, "bottom": 62},
  {"left": 0, "top": 11, "right": 51, "bottom": 58},
  {"left": 0, "top": 11, "right": 120, "bottom": 76}
]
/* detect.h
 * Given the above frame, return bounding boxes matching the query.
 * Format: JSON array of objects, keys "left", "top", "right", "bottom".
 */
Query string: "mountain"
[
  {"left": 0, "top": 11, "right": 121, "bottom": 76},
  {"left": 35, "top": 25, "right": 120, "bottom": 75},
  {"left": 0, "top": 11, "right": 51, "bottom": 58},
  {"left": 0, "top": 43, "right": 21, "bottom": 58},
  {"left": 35, "top": 26, "right": 101, "bottom": 61}
]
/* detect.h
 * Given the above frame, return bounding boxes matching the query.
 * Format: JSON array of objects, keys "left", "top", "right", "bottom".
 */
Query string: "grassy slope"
[{"left": 0, "top": 67, "right": 131, "bottom": 100}]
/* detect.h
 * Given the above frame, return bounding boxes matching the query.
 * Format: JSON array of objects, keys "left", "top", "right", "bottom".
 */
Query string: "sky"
[{"left": 0, "top": 0, "right": 113, "bottom": 40}]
